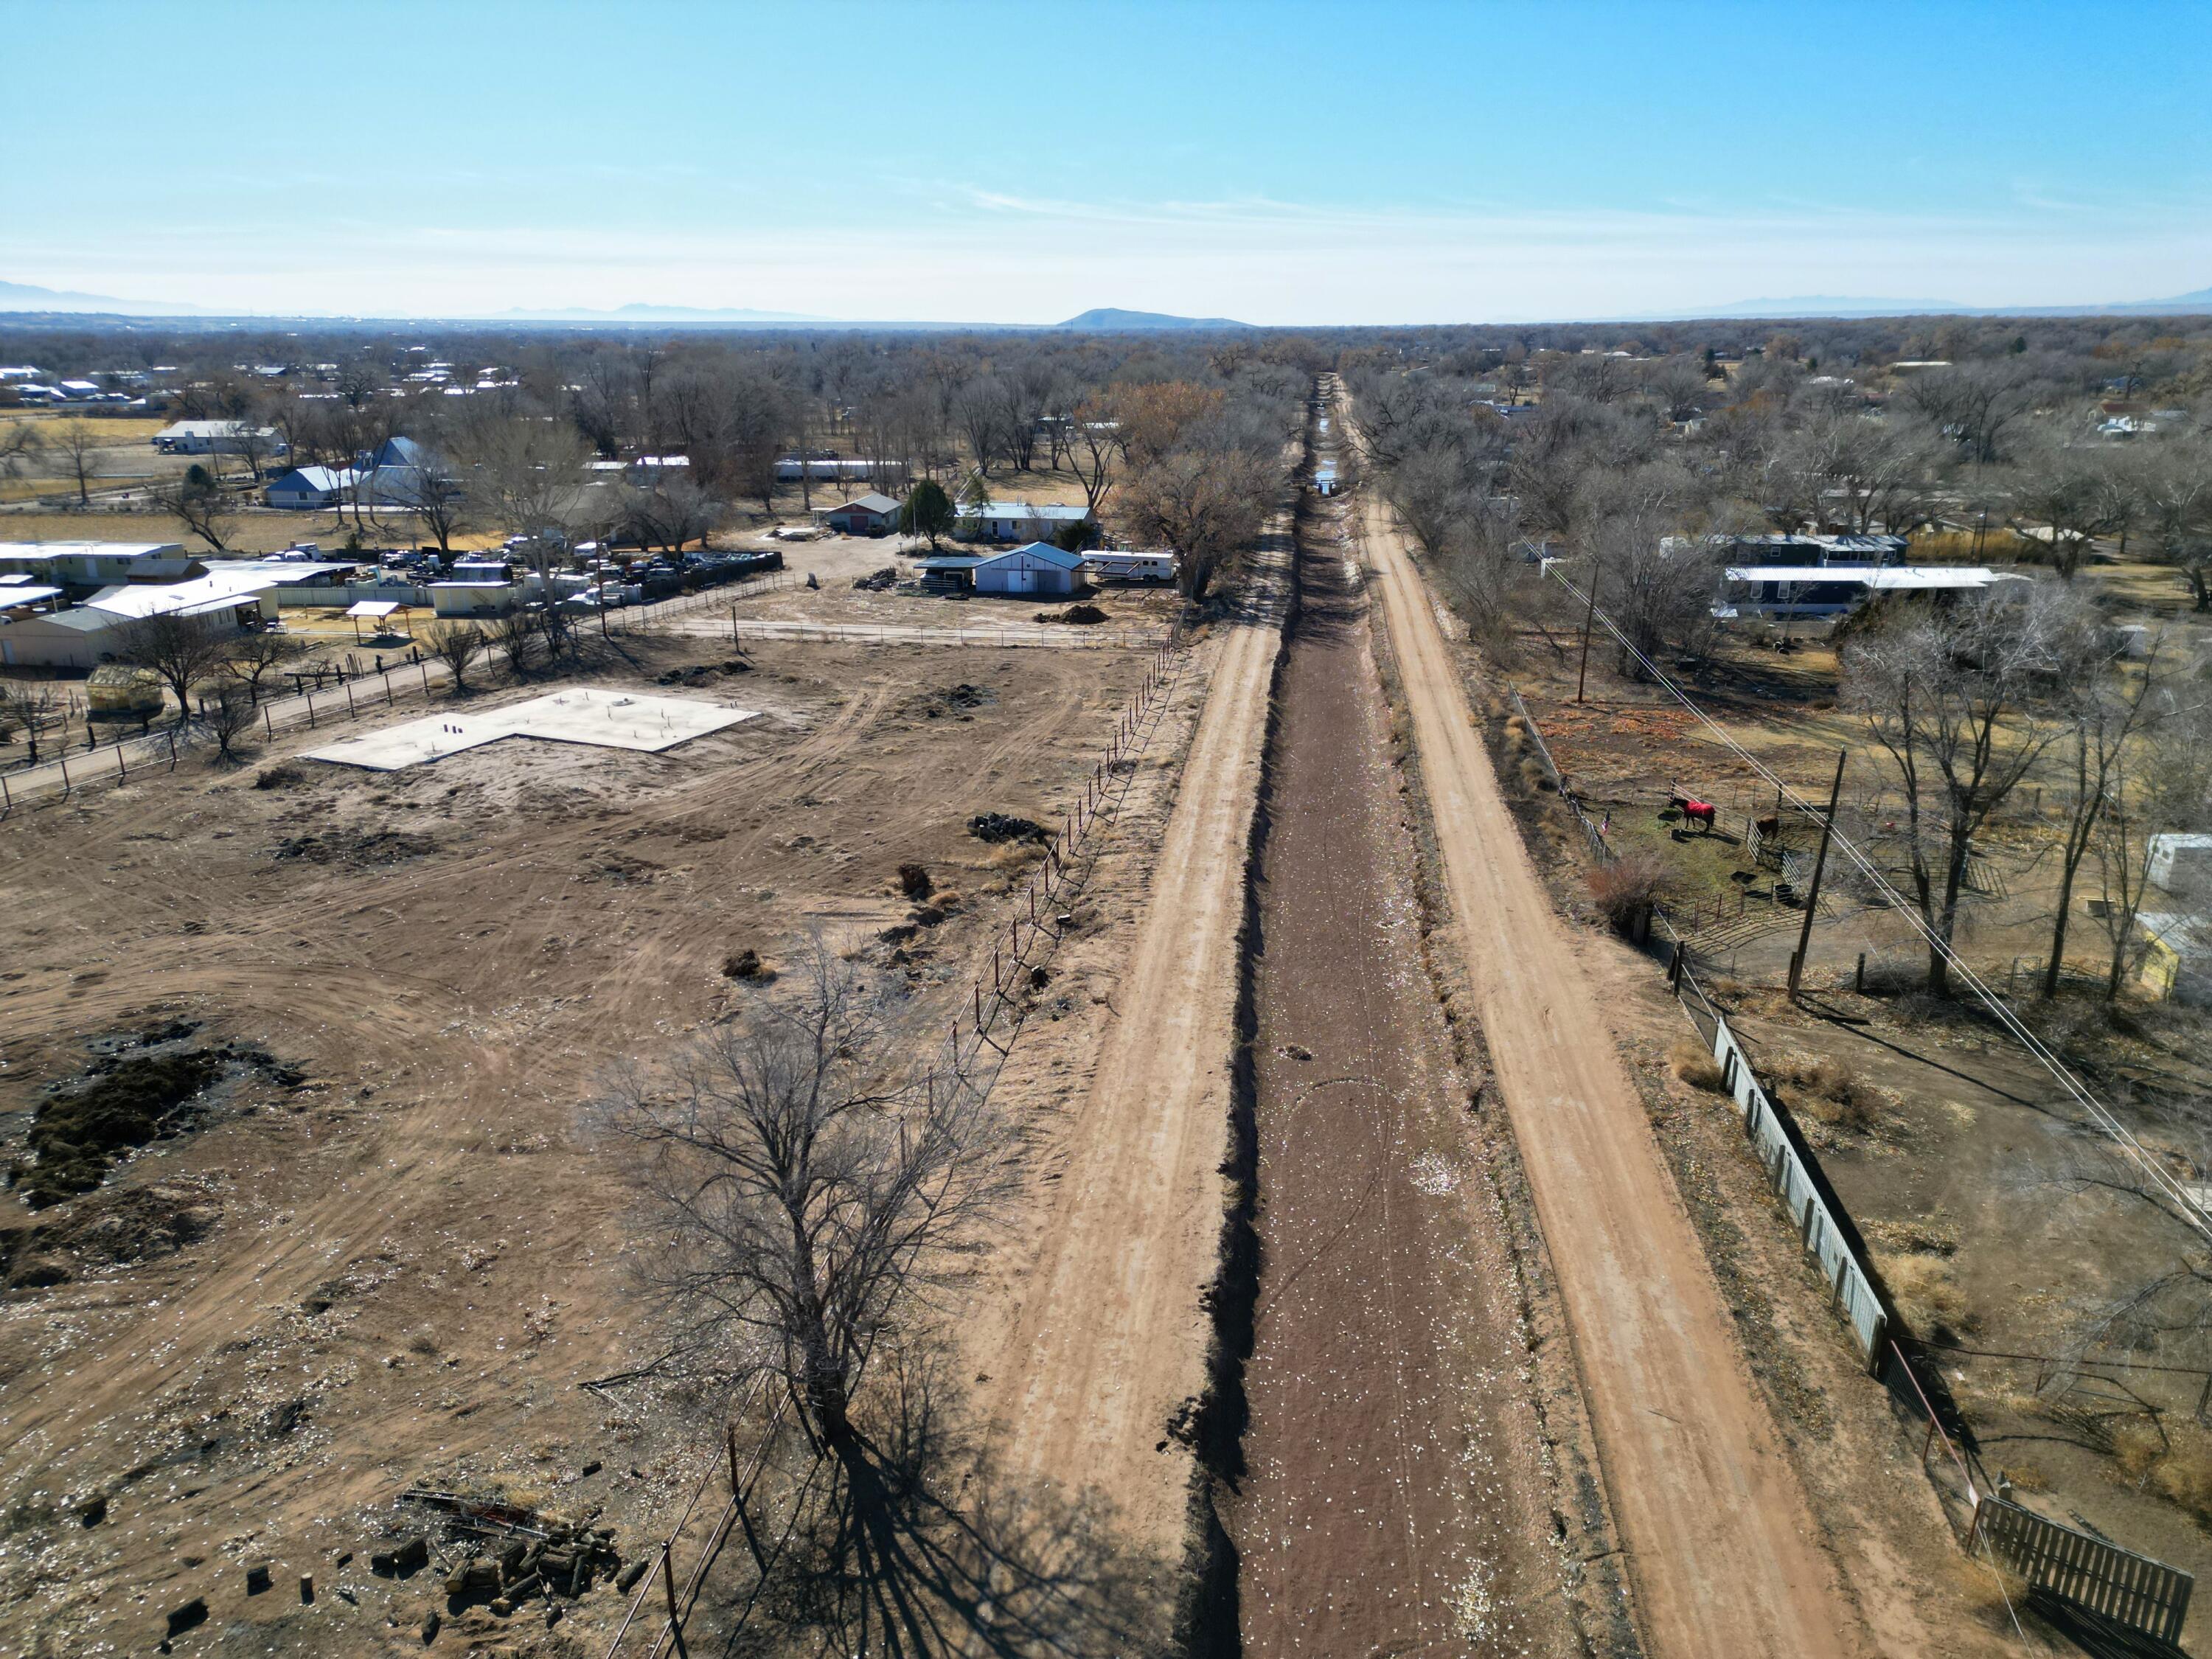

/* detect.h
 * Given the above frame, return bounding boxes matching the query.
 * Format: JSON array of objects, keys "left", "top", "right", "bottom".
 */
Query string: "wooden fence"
[{"left": 1975, "top": 1492, "right": 2194, "bottom": 1644}]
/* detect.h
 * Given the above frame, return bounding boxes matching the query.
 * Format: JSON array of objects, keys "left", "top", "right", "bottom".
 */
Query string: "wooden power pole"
[{"left": 1788, "top": 748, "right": 1848, "bottom": 1001}]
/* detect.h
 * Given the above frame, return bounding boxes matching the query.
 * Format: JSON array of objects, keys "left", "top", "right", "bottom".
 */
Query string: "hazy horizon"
[{"left": 10, "top": 0, "right": 2211, "bottom": 326}]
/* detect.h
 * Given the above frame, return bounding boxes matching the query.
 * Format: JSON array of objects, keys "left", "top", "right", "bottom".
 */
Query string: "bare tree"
[
  {"left": 1843, "top": 588, "right": 2067, "bottom": 994},
  {"left": 1065, "top": 398, "right": 1123, "bottom": 518},
  {"left": 424, "top": 620, "right": 487, "bottom": 693},
  {"left": 223, "top": 628, "right": 312, "bottom": 703},
  {"left": 0, "top": 420, "right": 44, "bottom": 487},
  {"left": 2041, "top": 622, "right": 2163, "bottom": 996},
  {"left": 0, "top": 683, "right": 63, "bottom": 763},
  {"left": 596, "top": 947, "right": 1007, "bottom": 1451},
  {"left": 49, "top": 419, "right": 104, "bottom": 507},
  {"left": 1116, "top": 448, "right": 1273, "bottom": 602},
  {"left": 110, "top": 612, "right": 236, "bottom": 724},
  {"left": 153, "top": 471, "right": 238, "bottom": 552},
  {"left": 204, "top": 684, "right": 260, "bottom": 762},
  {"left": 2092, "top": 689, "right": 2212, "bottom": 998}
]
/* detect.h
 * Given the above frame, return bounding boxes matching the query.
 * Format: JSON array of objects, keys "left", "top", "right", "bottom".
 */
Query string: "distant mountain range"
[
  {"left": 2, "top": 278, "right": 2208, "bottom": 329},
  {"left": 1054, "top": 307, "right": 1251, "bottom": 330},
  {"left": 1638, "top": 286, "right": 2212, "bottom": 321},
  {"left": 0, "top": 278, "right": 208, "bottom": 316}
]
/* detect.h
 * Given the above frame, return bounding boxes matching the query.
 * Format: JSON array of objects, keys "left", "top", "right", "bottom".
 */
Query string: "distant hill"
[
  {"left": 0, "top": 278, "right": 207, "bottom": 316},
  {"left": 1055, "top": 307, "right": 1251, "bottom": 330}
]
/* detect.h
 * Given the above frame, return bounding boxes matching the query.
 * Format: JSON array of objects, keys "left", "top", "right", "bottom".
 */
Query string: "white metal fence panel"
[{"left": 1711, "top": 1012, "right": 1888, "bottom": 1368}]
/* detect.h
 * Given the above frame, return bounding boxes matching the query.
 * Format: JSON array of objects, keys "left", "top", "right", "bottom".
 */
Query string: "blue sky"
[{"left": 8, "top": 0, "right": 2211, "bottom": 322}]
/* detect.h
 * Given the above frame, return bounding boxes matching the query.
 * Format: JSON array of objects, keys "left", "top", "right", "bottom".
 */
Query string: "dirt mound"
[
  {"left": 908, "top": 683, "right": 995, "bottom": 720},
  {"left": 0, "top": 1178, "right": 223, "bottom": 1287},
  {"left": 655, "top": 658, "right": 751, "bottom": 687},
  {"left": 967, "top": 813, "right": 1047, "bottom": 845},
  {"left": 853, "top": 566, "right": 900, "bottom": 591},
  {"left": 254, "top": 763, "right": 309, "bottom": 790},
  {"left": 1051, "top": 604, "right": 1110, "bottom": 625},
  {"left": 11, "top": 1034, "right": 303, "bottom": 1209},
  {"left": 274, "top": 829, "right": 438, "bottom": 867}
]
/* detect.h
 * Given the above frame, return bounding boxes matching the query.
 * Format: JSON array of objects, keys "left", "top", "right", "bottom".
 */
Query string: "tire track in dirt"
[{"left": 1340, "top": 382, "right": 1860, "bottom": 1659}]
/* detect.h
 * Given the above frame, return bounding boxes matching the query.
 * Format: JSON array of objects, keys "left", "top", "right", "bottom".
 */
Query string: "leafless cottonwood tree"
[
  {"left": 220, "top": 627, "right": 312, "bottom": 705},
  {"left": 49, "top": 418, "right": 104, "bottom": 507},
  {"left": 597, "top": 947, "right": 1008, "bottom": 1453},
  {"left": 153, "top": 472, "right": 238, "bottom": 551},
  {"left": 0, "top": 420, "right": 44, "bottom": 486},
  {"left": 1843, "top": 587, "right": 2066, "bottom": 995},
  {"left": 2091, "top": 690, "right": 2212, "bottom": 998},
  {"left": 204, "top": 684, "right": 260, "bottom": 762},
  {"left": 2040, "top": 625, "right": 2165, "bottom": 996},
  {"left": 111, "top": 612, "right": 236, "bottom": 723},
  {"left": 423, "top": 620, "right": 487, "bottom": 693}
]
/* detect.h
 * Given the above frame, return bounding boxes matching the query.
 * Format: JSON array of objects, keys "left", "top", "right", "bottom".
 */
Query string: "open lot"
[{"left": 0, "top": 625, "right": 1168, "bottom": 1653}]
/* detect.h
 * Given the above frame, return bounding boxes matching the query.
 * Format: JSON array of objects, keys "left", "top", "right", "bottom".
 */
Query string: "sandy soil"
[
  {"left": 0, "top": 630, "right": 1152, "bottom": 1655},
  {"left": 957, "top": 524, "right": 1289, "bottom": 1579},
  {"left": 1344, "top": 384, "right": 1861, "bottom": 1658},
  {"left": 1225, "top": 486, "right": 1581, "bottom": 1655}
]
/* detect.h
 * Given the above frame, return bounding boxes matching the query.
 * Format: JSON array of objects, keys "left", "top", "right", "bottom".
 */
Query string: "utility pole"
[
  {"left": 1576, "top": 562, "right": 1601, "bottom": 704},
  {"left": 1788, "top": 748, "right": 1848, "bottom": 1001}
]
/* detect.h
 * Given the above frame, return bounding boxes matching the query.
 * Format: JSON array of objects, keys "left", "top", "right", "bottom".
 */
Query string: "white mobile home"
[{"left": 153, "top": 420, "right": 288, "bottom": 457}]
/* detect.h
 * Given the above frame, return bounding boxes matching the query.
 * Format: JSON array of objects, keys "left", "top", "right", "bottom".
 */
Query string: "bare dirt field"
[
  {"left": 1347, "top": 388, "right": 1865, "bottom": 1658},
  {"left": 0, "top": 627, "right": 1158, "bottom": 1655}
]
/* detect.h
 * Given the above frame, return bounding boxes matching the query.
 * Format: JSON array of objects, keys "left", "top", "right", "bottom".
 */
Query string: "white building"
[
  {"left": 956, "top": 500, "right": 1094, "bottom": 543},
  {"left": 1714, "top": 565, "right": 2027, "bottom": 621},
  {"left": 0, "top": 541, "right": 202, "bottom": 591},
  {"left": 2149, "top": 834, "right": 2212, "bottom": 895},
  {"left": 82, "top": 568, "right": 280, "bottom": 625},
  {"left": 153, "top": 420, "right": 287, "bottom": 456}
]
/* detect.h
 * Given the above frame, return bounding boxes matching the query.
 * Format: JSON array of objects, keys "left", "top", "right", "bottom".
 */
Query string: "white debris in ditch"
[{"left": 303, "top": 686, "right": 758, "bottom": 771}]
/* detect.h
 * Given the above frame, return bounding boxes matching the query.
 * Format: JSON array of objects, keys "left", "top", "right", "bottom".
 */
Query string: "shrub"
[
  {"left": 2112, "top": 1422, "right": 2212, "bottom": 1523},
  {"left": 897, "top": 862, "right": 933, "bottom": 901},
  {"left": 1587, "top": 852, "right": 1666, "bottom": 936},
  {"left": 1669, "top": 1038, "right": 1726, "bottom": 1092},
  {"left": 721, "top": 949, "right": 765, "bottom": 981}
]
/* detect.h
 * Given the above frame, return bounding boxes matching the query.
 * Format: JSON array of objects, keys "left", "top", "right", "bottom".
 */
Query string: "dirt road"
[
  {"left": 1228, "top": 490, "right": 1579, "bottom": 1655},
  {"left": 1346, "top": 389, "right": 1860, "bottom": 1658},
  {"left": 969, "top": 538, "right": 1289, "bottom": 1565}
]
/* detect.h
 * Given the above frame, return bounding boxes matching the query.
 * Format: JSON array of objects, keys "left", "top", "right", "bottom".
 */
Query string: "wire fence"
[{"left": 598, "top": 625, "right": 1193, "bottom": 1659}]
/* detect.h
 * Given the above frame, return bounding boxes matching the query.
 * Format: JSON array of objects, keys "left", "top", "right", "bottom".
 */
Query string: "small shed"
[
  {"left": 429, "top": 581, "right": 517, "bottom": 618},
  {"left": 346, "top": 599, "right": 410, "bottom": 640},
  {"left": 87, "top": 664, "right": 165, "bottom": 718},
  {"left": 2138, "top": 913, "right": 2212, "bottom": 1006},
  {"left": 971, "top": 542, "right": 1085, "bottom": 598},
  {"left": 822, "top": 493, "right": 904, "bottom": 537},
  {"left": 2149, "top": 834, "right": 2212, "bottom": 895}
]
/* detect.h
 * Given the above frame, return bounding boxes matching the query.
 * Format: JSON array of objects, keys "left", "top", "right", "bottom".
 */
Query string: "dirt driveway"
[{"left": 1346, "top": 389, "right": 1860, "bottom": 1658}]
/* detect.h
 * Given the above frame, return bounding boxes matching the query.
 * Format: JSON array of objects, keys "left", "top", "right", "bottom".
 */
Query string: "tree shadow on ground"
[{"left": 724, "top": 1346, "right": 1173, "bottom": 1659}]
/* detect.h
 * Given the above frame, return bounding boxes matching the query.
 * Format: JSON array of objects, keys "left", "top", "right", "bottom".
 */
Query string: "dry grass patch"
[
  {"left": 2112, "top": 1421, "right": 2212, "bottom": 1523},
  {"left": 1669, "top": 1037, "right": 1726, "bottom": 1092},
  {"left": 1876, "top": 1251, "right": 1978, "bottom": 1336}
]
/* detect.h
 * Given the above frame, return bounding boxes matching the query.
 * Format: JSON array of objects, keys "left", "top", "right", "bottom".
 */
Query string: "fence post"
[
  {"left": 305, "top": 694, "right": 315, "bottom": 728},
  {"left": 265, "top": 705, "right": 274, "bottom": 739},
  {"left": 1, "top": 772, "right": 10, "bottom": 813},
  {"left": 345, "top": 683, "right": 357, "bottom": 718},
  {"left": 661, "top": 1541, "right": 687, "bottom": 1658},
  {"left": 170, "top": 729, "right": 178, "bottom": 768},
  {"left": 58, "top": 754, "right": 69, "bottom": 795}
]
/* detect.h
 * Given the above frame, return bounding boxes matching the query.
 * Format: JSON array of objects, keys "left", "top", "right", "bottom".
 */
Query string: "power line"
[{"left": 1543, "top": 563, "right": 2212, "bottom": 1244}]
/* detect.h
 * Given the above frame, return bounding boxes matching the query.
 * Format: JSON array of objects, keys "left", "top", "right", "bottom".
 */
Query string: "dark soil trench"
[{"left": 1220, "top": 452, "right": 1579, "bottom": 1655}]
